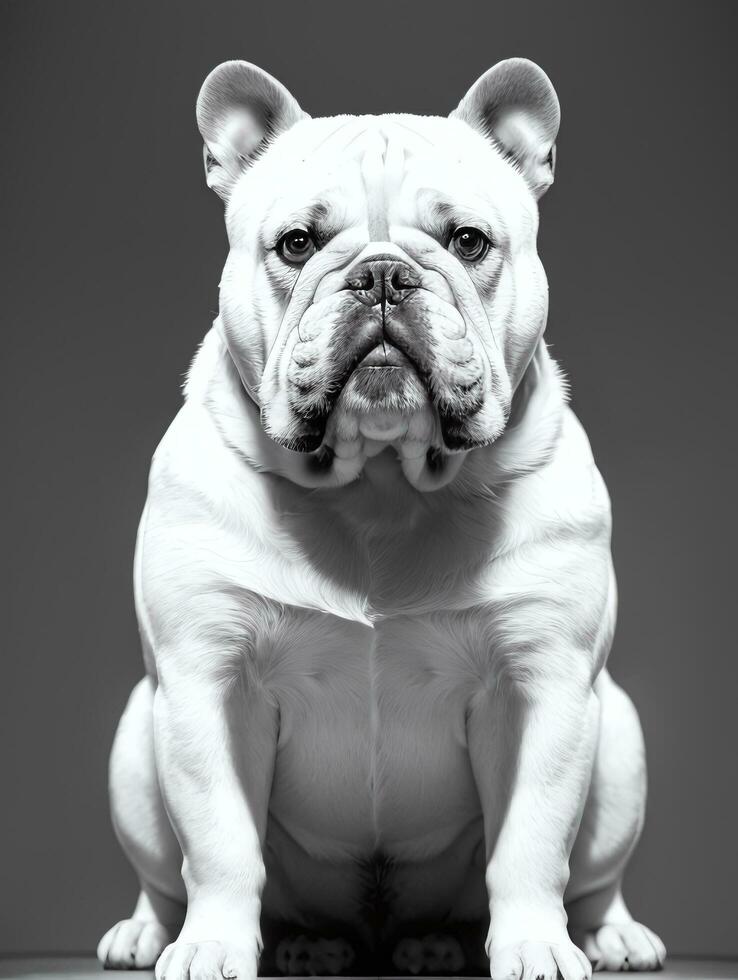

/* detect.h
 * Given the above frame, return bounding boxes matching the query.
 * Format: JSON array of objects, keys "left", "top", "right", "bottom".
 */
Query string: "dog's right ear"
[{"left": 196, "top": 61, "right": 308, "bottom": 201}]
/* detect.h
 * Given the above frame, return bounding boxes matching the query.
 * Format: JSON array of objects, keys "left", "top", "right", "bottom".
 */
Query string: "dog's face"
[{"left": 197, "top": 59, "right": 559, "bottom": 490}]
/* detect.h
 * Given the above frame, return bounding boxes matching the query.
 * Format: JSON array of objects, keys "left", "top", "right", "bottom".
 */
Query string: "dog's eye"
[
  {"left": 277, "top": 229, "right": 316, "bottom": 264},
  {"left": 450, "top": 226, "right": 491, "bottom": 263}
]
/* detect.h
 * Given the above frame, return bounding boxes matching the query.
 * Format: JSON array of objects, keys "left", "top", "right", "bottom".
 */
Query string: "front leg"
[
  {"left": 467, "top": 664, "right": 599, "bottom": 980},
  {"left": 153, "top": 655, "right": 278, "bottom": 980}
]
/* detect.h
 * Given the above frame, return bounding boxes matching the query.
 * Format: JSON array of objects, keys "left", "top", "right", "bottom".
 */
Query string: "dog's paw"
[
  {"left": 489, "top": 939, "right": 591, "bottom": 980},
  {"left": 392, "top": 933, "right": 465, "bottom": 975},
  {"left": 570, "top": 921, "right": 666, "bottom": 972},
  {"left": 275, "top": 934, "right": 355, "bottom": 976},
  {"left": 155, "top": 940, "right": 257, "bottom": 980},
  {"left": 97, "top": 918, "right": 173, "bottom": 969}
]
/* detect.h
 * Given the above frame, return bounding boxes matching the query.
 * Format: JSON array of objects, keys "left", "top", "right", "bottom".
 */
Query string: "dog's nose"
[{"left": 345, "top": 257, "right": 420, "bottom": 307}]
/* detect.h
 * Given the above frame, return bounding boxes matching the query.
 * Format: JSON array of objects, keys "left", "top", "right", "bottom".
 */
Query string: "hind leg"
[
  {"left": 97, "top": 676, "right": 186, "bottom": 968},
  {"left": 566, "top": 670, "right": 666, "bottom": 971}
]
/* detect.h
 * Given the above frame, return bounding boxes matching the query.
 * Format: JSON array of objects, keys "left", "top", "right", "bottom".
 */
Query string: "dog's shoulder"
[
  {"left": 135, "top": 328, "right": 372, "bottom": 653},
  {"left": 493, "top": 401, "right": 613, "bottom": 574},
  {"left": 145, "top": 323, "right": 277, "bottom": 520}
]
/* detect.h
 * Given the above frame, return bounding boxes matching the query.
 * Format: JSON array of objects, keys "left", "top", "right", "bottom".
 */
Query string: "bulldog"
[{"left": 97, "top": 59, "right": 667, "bottom": 980}]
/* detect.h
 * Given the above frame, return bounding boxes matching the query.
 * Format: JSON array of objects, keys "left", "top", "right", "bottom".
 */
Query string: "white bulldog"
[{"left": 97, "top": 59, "right": 667, "bottom": 980}]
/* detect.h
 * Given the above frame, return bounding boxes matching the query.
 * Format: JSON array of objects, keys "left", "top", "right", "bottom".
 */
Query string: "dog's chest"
[
  {"left": 232, "top": 474, "right": 505, "bottom": 860},
  {"left": 257, "top": 578, "right": 489, "bottom": 861}
]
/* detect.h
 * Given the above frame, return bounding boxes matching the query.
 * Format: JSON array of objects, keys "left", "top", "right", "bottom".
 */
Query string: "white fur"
[{"left": 98, "top": 59, "right": 666, "bottom": 980}]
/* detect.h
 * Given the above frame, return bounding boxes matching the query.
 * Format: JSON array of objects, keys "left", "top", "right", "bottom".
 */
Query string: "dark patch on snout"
[
  {"left": 260, "top": 404, "right": 325, "bottom": 453},
  {"left": 439, "top": 403, "right": 507, "bottom": 451},
  {"left": 279, "top": 431, "right": 325, "bottom": 453},
  {"left": 437, "top": 387, "right": 488, "bottom": 450},
  {"left": 439, "top": 416, "right": 476, "bottom": 451}
]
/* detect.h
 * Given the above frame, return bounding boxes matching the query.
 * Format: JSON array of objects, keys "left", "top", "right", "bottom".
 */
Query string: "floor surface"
[{"left": 0, "top": 958, "right": 737, "bottom": 980}]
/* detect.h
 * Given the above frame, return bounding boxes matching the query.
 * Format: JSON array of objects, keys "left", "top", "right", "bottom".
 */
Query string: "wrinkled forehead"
[{"left": 226, "top": 114, "right": 537, "bottom": 246}]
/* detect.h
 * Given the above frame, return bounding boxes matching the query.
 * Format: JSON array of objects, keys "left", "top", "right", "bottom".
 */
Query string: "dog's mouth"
[
  {"left": 333, "top": 340, "right": 431, "bottom": 420},
  {"left": 354, "top": 341, "right": 410, "bottom": 370},
  {"left": 260, "top": 290, "right": 507, "bottom": 456}
]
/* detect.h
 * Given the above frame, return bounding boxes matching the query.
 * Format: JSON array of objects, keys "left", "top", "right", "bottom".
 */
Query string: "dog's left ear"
[
  {"left": 196, "top": 60, "right": 309, "bottom": 201},
  {"left": 451, "top": 58, "right": 560, "bottom": 198}
]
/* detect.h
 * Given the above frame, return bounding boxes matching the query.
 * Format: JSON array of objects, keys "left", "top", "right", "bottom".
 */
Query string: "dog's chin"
[
  {"left": 326, "top": 341, "right": 430, "bottom": 439},
  {"left": 335, "top": 365, "right": 431, "bottom": 445},
  {"left": 340, "top": 366, "right": 428, "bottom": 415}
]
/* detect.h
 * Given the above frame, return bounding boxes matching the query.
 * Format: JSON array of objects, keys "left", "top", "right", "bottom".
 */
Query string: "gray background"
[{"left": 1, "top": 0, "right": 736, "bottom": 959}]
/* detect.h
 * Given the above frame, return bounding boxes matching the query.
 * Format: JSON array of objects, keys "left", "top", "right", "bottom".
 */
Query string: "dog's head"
[{"left": 197, "top": 59, "right": 559, "bottom": 490}]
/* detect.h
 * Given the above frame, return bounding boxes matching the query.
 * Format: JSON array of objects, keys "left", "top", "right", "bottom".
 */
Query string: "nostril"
[
  {"left": 390, "top": 266, "right": 417, "bottom": 292},
  {"left": 346, "top": 269, "right": 374, "bottom": 291}
]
